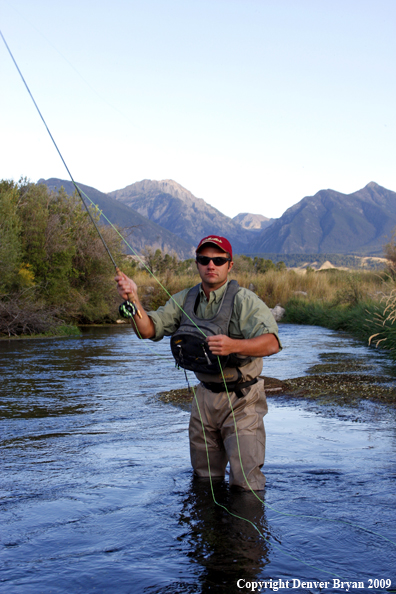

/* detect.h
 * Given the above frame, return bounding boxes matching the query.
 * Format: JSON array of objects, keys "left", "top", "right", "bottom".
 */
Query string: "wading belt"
[{"left": 201, "top": 377, "right": 258, "bottom": 399}]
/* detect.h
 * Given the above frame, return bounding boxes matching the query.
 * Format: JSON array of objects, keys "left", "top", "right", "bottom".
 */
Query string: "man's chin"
[{"left": 204, "top": 277, "right": 219, "bottom": 284}]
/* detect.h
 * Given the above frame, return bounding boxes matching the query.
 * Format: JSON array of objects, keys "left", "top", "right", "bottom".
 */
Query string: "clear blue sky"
[{"left": 1, "top": 0, "right": 395, "bottom": 219}]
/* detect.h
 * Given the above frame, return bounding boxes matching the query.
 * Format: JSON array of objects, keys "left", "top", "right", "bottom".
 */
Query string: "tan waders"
[{"left": 189, "top": 377, "right": 268, "bottom": 491}]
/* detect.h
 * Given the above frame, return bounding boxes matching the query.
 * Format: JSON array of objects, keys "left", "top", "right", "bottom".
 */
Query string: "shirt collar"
[{"left": 200, "top": 280, "right": 229, "bottom": 304}]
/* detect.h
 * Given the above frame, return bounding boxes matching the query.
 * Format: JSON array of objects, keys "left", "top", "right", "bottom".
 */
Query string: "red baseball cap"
[{"left": 196, "top": 235, "right": 233, "bottom": 260}]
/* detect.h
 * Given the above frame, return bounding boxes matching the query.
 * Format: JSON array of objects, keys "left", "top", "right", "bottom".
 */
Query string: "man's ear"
[{"left": 228, "top": 261, "right": 234, "bottom": 272}]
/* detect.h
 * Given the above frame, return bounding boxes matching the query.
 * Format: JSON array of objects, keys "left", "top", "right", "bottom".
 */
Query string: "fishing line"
[
  {"left": 2, "top": 27, "right": 394, "bottom": 589},
  {"left": 216, "top": 362, "right": 396, "bottom": 544},
  {"left": 189, "top": 381, "right": 350, "bottom": 582},
  {"left": 77, "top": 178, "right": 396, "bottom": 556},
  {"left": 1, "top": 27, "right": 205, "bottom": 335},
  {"left": 128, "top": 309, "right": 396, "bottom": 585},
  {"left": 72, "top": 195, "right": 394, "bottom": 562},
  {"left": 76, "top": 176, "right": 396, "bottom": 555},
  {"left": 61, "top": 206, "right": 396, "bottom": 591},
  {"left": 2, "top": 0, "right": 139, "bottom": 127},
  {"left": 0, "top": 29, "right": 117, "bottom": 270}
]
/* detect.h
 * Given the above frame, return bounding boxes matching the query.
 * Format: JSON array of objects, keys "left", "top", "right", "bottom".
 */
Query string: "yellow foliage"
[{"left": 18, "top": 263, "right": 35, "bottom": 287}]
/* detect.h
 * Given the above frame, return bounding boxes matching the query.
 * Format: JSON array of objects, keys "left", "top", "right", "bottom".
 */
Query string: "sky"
[{"left": 1, "top": 0, "right": 395, "bottom": 219}]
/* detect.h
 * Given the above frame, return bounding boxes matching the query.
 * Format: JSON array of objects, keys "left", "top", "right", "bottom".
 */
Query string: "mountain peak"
[
  {"left": 233, "top": 212, "right": 272, "bottom": 230},
  {"left": 108, "top": 179, "right": 254, "bottom": 251},
  {"left": 111, "top": 179, "right": 198, "bottom": 205}
]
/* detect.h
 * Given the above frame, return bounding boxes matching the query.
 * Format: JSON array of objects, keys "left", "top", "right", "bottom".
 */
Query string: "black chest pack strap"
[{"left": 201, "top": 377, "right": 258, "bottom": 399}]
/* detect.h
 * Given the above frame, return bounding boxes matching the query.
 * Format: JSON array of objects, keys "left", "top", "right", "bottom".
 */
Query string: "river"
[{"left": 1, "top": 324, "right": 395, "bottom": 594}]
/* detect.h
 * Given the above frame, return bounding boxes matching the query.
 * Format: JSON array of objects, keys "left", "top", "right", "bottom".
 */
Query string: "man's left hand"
[
  {"left": 206, "top": 334, "right": 235, "bottom": 356},
  {"left": 206, "top": 333, "right": 280, "bottom": 358}
]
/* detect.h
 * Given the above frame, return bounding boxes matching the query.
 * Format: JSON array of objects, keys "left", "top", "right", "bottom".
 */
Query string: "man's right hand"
[
  {"left": 114, "top": 269, "right": 156, "bottom": 339},
  {"left": 115, "top": 269, "right": 138, "bottom": 301}
]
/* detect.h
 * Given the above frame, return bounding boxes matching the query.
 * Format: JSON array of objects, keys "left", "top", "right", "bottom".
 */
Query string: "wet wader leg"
[
  {"left": 222, "top": 380, "right": 268, "bottom": 491},
  {"left": 189, "top": 384, "right": 228, "bottom": 479}
]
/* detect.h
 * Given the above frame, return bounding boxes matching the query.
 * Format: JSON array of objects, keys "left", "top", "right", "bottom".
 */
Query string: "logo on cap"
[{"left": 196, "top": 235, "right": 232, "bottom": 259}]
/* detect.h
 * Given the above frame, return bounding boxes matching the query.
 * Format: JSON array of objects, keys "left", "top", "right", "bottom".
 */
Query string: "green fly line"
[
  {"left": 2, "top": 27, "right": 395, "bottom": 591},
  {"left": 128, "top": 312, "right": 396, "bottom": 587}
]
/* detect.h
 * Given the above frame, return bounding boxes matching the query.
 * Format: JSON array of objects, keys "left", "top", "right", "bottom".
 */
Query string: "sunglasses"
[{"left": 196, "top": 254, "right": 231, "bottom": 266}]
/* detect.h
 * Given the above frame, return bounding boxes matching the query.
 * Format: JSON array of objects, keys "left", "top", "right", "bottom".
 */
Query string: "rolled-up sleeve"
[
  {"left": 231, "top": 289, "right": 282, "bottom": 348},
  {"left": 147, "top": 289, "right": 189, "bottom": 341}
]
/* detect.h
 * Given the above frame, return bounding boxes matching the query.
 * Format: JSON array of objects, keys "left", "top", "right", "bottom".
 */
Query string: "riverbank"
[
  {"left": 158, "top": 371, "right": 396, "bottom": 409},
  {"left": 0, "top": 324, "right": 81, "bottom": 340},
  {"left": 283, "top": 298, "right": 396, "bottom": 358},
  {"left": 158, "top": 336, "right": 396, "bottom": 409},
  {"left": 2, "top": 260, "right": 396, "bottom": 347}
]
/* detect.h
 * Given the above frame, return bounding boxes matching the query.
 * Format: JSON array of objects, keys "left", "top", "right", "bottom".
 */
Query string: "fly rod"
[{"left": 0, "top": 29, "right": 141, "bottom": 318}]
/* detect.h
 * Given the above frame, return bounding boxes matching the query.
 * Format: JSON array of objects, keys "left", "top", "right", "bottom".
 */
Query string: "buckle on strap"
[{"left": 202, "top": 377, "right": 258, "bottom": 398}]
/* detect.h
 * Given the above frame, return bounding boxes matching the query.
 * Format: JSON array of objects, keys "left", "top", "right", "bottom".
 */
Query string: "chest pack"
[{"left": 170, "top": 280, "right": 252, "bottom": 375}]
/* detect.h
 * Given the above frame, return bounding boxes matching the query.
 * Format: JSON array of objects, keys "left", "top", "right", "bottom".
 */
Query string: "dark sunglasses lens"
[
  {"left": 197, "top": 256, "right": 210, "bottom": 265},
  {"left": 197, "top": 255, "right": 229, "bottom": 266}
]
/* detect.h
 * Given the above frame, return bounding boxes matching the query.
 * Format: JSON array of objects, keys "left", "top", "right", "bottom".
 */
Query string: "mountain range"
[
  {"left": 39, "top": 178, "right": 396, "bottom": 258},
  {"left": 38, "top": 178, "right": 195, "bottom": 258},
  {"left": 108, "top": 179, "right": 256, "bottom": 252},
  {"left": 250, "top": 181, "right": 396, "bottom": 256}
]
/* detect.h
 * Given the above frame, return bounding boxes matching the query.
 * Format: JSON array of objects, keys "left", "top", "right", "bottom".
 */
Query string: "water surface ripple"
[{"left": 1, "top": 325, "right": 395, "bottom": 594}]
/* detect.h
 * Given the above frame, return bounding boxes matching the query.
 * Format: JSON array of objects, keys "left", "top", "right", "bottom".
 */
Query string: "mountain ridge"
[
  {"left": 108, "top": 179, "right": 256, "bottom": 251},
  {"left": 38, "top": 178, "right": 195, "bottom": 258},
  {"left": 252, "top": 182, "right": 396, "bottom": 255},
  {"left": 38, "top": 178, "right": 396, "bottom": 258}
]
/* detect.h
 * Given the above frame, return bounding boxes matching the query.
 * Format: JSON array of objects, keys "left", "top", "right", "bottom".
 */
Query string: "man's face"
[{"left": 196, "top": 245, "right": 233, "bottom": 291}]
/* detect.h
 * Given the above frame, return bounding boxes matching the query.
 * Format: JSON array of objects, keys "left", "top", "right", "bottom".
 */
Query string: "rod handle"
[{"left": 116, "top": 267, "right": 142, "bottom": 319}]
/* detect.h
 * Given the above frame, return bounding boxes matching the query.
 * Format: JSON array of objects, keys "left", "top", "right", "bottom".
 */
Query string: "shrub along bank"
[
  {"left": 2, "top": 178, "right": 395, "bottom": 354},
  {"left": 0, "top": 179, "right": 135, "bottom": 337},
  {"left": 283, "top": 298, "right": 396, "bottom": 355}
]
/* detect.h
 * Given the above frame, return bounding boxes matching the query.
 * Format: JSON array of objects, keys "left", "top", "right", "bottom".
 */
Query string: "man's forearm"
[
  {"left": 206, "top": 333, "right": 279, "bottom": 357},
  {"left": 129, "top": 299, "right": 156, "bottom": 339},
  {"left": 231, "top": 333, "right": 279, "bottom": 357}
]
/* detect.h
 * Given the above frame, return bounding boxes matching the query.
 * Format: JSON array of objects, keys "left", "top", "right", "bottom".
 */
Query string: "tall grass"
[
  {"left": 135, "top": 268, "right": 392, "bottom": 309},
  {"left": 131, "top": 267, "right": 396, "bottom": 355},
  {"left": 232, "top": 269, "right": 391, "bottom": 309},
  {"left": 284, "top": 298, "right": 377, "bottom": 339},
  {"left": 367, "top": 290, "right": 396, "bottom": 354}
]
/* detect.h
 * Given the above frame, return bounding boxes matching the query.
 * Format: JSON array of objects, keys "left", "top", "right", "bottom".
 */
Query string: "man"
[{"left": 115, "top": 235, "right": 281, "bottom": 491}]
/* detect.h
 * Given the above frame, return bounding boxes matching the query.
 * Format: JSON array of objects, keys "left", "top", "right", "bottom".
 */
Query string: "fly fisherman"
[{"left": 115, "top": 236, "right": 281, "bottom": 491}]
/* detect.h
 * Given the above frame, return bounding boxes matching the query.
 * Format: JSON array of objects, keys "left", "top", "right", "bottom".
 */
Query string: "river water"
[{"left": 1, "top": 324, "right": 395, "bottom": 594}]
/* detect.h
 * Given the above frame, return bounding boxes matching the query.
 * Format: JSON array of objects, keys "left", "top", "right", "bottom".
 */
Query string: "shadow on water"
[
  {"left": 144, "top": 478, "right": 271, "bottom": 594},
  {"left": 178, "top": 480, "right": 270, "bottom": 591},
  {"left": 1, "top": 325, "right": 396, "bottom": 594}
]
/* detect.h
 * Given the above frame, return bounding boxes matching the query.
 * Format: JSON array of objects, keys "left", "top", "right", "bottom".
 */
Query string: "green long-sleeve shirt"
[{"left": 148, "top": 281, "right": 281, "bottom": 347}]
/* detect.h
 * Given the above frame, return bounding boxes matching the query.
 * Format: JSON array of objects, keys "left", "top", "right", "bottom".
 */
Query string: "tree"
[
  {"left": 0, "top": 178, "right": 126, "bottom": 334},
  {"left": 142, "top": 247, "right": 178, "bottom": 275},
  {"left": 254, "top": 257, "right": 276, "bottom": 274},
  {"left": 232, "top": 255, "right": 254, "bottom": 274},
  {"left": 0, "top": 180, "right": 22, "bottom": 293}
]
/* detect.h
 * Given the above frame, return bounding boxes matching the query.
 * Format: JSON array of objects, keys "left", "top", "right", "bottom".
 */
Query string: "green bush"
[
  {"left": 0, "top": 179, "right": 126, "bottom": 335},
  {"left": 284, "top": 298, "right": 396, "bottom": 356}
]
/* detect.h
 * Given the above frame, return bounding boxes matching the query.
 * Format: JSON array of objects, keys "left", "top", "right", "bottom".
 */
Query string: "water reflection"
[{"left": 179, "top": 479, "right": 270, "bottom": 591}]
